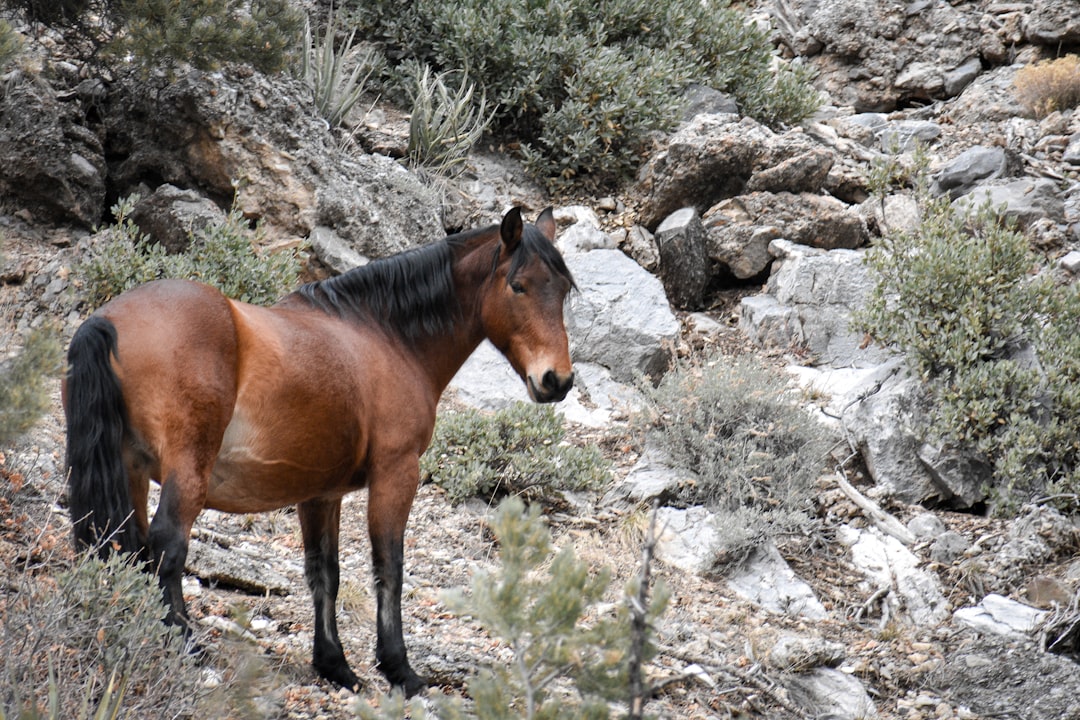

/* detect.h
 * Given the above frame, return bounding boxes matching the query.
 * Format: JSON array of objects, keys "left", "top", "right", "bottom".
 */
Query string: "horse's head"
[{"left": 482, "top": 207, "right": 575, "bottom": 403}]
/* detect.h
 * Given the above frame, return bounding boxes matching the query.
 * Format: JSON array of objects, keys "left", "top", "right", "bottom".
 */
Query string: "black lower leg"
[
  {"left": 149, "top": 482, "right": 192, "bottom": 632},
  {"left": 299, "top": 499, "right": 360, "bottom": 690},
  {"left": 373, "top": 535, "right": 425, "bottom": 695}
]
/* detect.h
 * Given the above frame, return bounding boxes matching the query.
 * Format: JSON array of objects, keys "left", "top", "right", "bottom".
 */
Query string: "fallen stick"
[{"left": 833, "top": 471, "right": 916, "bottom": 546}]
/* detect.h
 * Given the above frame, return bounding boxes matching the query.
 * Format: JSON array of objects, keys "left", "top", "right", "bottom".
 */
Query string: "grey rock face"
[{"left": 0, "top": 80, "right": 106, "bottom": 227}]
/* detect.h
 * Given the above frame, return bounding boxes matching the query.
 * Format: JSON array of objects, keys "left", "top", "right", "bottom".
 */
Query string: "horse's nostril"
[{"left": 541, "top": 370, "right": 574, "bottom": 397}]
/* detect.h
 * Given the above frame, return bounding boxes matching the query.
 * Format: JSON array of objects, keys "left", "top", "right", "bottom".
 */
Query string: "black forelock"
[{"left": 506, "top": 224, "right": 576, "bottom": 290}]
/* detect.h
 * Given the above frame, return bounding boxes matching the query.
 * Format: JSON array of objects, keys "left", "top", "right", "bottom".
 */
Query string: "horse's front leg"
[
  {"left": 297, "top": 496, "right": 361, "bottom": 691},
  {"left": 368, "top": 459, "right": 425, "bottom": 696}
]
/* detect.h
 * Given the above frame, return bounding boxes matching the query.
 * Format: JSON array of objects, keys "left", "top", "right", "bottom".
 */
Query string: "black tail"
[{"left": 65, "top": 315, "right": 140, "bottom": 556}]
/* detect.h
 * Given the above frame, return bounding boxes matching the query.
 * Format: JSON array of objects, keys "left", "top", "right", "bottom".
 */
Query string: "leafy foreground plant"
[
  {"left": 857, "top": 183, "right": 1080, "bottom": 512},
  {"left": 79, "top": 195, "right": 301, "bottom": 309},
  {"left": 422, "top": 403, "right": 609, "bottom": 506},
  {"left": 355, "top": 496, "right": 670, "bottom": 720},
  {"left": 0, "top": 552, "right": 202, "bottom": 719},
  {"left": 643, "top": 355, "right": 833, "bottom": 564}
]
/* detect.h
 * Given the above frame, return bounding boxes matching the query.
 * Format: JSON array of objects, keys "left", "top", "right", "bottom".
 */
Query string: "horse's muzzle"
[{"left": 529, "top": 369, "right": 574, "bottom": 403}]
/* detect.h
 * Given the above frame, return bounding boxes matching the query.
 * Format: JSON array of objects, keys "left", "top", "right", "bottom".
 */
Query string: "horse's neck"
[{"left": 411, "top": 238, "right": 495, "bottom": 395}]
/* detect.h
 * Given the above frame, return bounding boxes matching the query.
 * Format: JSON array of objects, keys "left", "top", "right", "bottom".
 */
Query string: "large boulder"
[
  {"left": 955, "top": 177, "right": 1066, "bottom": 230},
  {"left": 654, "top": 208, "right": 710, "bottom": 309},
  {"left": 931, "top": 146, "right": 1013, "bottom": 199},
  {"left": 705, "top": 192, "right": 868, "bottom": 281},
  {"left": 565, "top": 249, "right": 679, "bottom": 382},
  {"left": 634, "top": 115, "right": 847, "bottom": 233},
  {"left": 1025, "top": 0, "right": 1080, "bottom": 46},
  {"left": 633, "top": 114, "right": 771, "bottom": 230},
  {"left": 129, "top": 184, "right": 227, "bottom": 253},
  {"left": 739, "top": 240, "right": 884, "bottom": 367}
]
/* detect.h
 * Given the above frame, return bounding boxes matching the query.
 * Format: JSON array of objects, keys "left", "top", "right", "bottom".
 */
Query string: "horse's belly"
[{"left": 206, "top": 414, "right": 354, "bottom": 513}]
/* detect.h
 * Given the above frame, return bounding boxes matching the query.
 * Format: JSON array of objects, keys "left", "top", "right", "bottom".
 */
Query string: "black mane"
[{"left": 292, "top": 222, "right": 574, "bottom": 339}]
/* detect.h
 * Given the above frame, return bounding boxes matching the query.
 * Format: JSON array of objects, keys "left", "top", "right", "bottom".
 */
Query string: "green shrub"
[
  {"left": 0, "top": 552, "right": 203, "bottom": 718},
  {"left": 856, "top": 185, "right": 1080, "bottom": 512},
  {"left": 79, "top": 195, "right": 301, "bottom": 308},
  {"left": 421, "top": 403, "right": 609, "bottom": 505},
  {"left": 0, "top": 324, "right": 62, "bottom": 445},
  {"left": 406, "top": 65, "right": 493, "bottom": 177},
  {"left": 346, "top": 0, "right": 819, "bottom": 189},
  {"left": 643, "top": 356, "right": 833, "bottom": 562},
  {"left": 1013, "top": 54, "right": 1080, "bottom": 119},
  {"left": 0, "top": 20, "right": 22, "bottom": 70}
]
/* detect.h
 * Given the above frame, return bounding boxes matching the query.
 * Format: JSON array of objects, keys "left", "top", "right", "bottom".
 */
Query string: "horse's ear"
[
  {"left": 500, "top": 206, "right": 523, "bottom": 252},
  {"left": 535, "top": 207, "right": 556, "bottom": 242}
]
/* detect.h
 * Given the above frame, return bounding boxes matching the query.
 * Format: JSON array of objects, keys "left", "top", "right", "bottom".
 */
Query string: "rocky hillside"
[{"left": 4, "top": 0, "right": 1080, "bottom": 718}]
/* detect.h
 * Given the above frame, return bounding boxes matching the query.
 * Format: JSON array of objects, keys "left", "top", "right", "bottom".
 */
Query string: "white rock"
[
  {"left": 953, "top": 593, "right": 1049, "bottom": 637},
  {"left": 727, "top": 542, "right": 828, "bottom": 620},
  {"left": 839, "top": 524, "right": 950, "bottom": 626}
]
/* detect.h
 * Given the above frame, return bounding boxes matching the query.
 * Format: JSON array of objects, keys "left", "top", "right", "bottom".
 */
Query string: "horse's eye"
[{"left": 509, "top": 280, "right": 526, "bottom": 295}]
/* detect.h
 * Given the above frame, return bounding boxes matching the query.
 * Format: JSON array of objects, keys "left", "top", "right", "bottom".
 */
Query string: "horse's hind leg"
[
  {"left": 149, "top": 463, "right": 209, "bottom": 631},
  {"left": 298, "top": 497, "right": 361, "bottom": 691},
  {"left": 125, "top": 452, "right": 151, "bottom": 562}
]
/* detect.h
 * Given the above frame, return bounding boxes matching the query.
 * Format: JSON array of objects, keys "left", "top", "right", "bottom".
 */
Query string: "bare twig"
[
  {"left": 852, "top": 585, "right": 891, "bottom": 622},
  {"left": 834, "top": 471, "right": 916, "bottom": 546},
  {"left": 658, "top": 644, "right": 814, "bottom": 719},
  {"left": 628, "top": 499, "right": 660, "bottom": 720}
]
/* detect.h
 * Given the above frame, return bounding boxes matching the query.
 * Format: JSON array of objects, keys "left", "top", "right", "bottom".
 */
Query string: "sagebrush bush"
[
  {"left": 79, "top": 195, "right": 300, "bottom": 308},
  {"left": 1014, "top": 54, "right": 1080, "bottom": 119},
  {"left": 0, "top": 552, "right": 203, "bottom": 718},
  {"left": 644, "top": 356, "right": 833, "bottom": 563},
  {"left": 0, "top": 324, "right": 62, "bottom": 445},
  {"left": 0, "top": 19, "right": 21, "bottom": 70},
  {"left": 857, "top": 183, "right": 1080, "bottom": 512},
  {"left": 346, "top": 0, "right": 819, "bottom": 189},
  {"left": 421, "top": 403, "right": 609, "bottom": 505}
]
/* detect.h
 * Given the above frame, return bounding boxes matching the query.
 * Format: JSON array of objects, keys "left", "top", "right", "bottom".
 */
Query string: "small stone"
[
  {"left": 1059, "top": 250, "right": 1080, "bottom": 273},
  {"left": 907, "top": 512, "right": 946, "bottom": 539}
]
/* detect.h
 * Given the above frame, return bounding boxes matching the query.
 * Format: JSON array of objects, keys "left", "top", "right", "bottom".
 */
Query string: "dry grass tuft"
[{"left": 1014, "top": 54, "right": 1080, "bottom": 118}]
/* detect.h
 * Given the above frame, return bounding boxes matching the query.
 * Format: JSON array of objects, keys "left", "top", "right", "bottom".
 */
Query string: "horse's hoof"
[
  {"left": 315, "top": 662, "right": 362, "bottom": 693},
  {"left": 398, "top": 671, "right": 428, "bottom": 698}
]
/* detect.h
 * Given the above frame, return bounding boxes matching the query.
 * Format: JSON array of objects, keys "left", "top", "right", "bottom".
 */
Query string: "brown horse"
[{"left": 62, "top": 207, "right": 575, "bottom": 694}]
